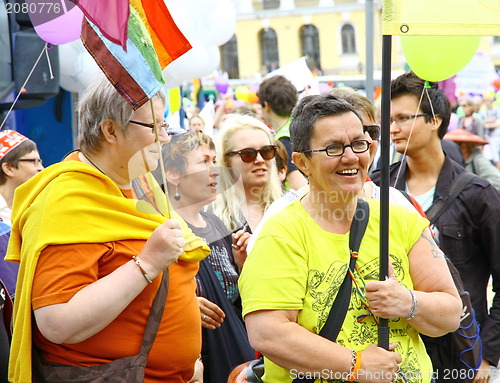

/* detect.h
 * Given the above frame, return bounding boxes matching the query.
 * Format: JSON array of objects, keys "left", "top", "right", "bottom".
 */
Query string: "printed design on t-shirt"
[
  {"left": 204, "top": 237, "right": 239, "bottom": 303},
  {"left": 355, "top": 254, "right": 406, "bottom": 283},
  {"left": 307, "top": 260, "right": 347, "bottom": 334},
  {"left": 335, "top": 256, "right": 423, "bottom": 383},
  {"left": 336, "top": 324, "right": 422, "bottom": 383}
]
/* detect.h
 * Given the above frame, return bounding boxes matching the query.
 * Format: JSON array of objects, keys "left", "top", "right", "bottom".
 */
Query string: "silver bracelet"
[
  {"left": 405, "top": 289, "right": 418, "bottom": 320},
  {"left": 132, "top": 256, "right": 153, "bottom": 284}
]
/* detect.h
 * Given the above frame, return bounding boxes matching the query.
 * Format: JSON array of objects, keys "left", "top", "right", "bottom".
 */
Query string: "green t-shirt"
[{"left": 239, "top": 198, "right": 432, "bottom": 383}]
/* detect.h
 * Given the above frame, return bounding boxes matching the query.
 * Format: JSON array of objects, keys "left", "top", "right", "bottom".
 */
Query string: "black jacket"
[{"left": 371, "top": 156, "right": 500, "bottom": 366}]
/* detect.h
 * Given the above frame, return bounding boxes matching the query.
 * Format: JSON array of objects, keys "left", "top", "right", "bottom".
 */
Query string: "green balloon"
[{"left": 401, "top": 35, "right": 480, "bottom": 82}]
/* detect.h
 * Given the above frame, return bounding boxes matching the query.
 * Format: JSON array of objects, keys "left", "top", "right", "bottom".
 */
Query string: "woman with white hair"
[{"left": 7, "top": 76, "right": 209, "bottom": 383}]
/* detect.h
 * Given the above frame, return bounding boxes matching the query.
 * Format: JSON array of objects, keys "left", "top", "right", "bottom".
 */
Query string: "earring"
[{"left": 174, "top": 185, "right": 181, "bottom": 201}]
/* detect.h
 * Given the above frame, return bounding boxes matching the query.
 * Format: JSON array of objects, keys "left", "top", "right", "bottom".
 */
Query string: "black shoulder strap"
[
  {"left": 425, "top": 172, "right": 474, "bottom": 225},
  {"left": 319, "top": 199, "right": 369, "bottom": 340},
  {"left": 292, "top": 199, "right": 370, "bottom": 383},
  {"left": 139, "top": 270, "right": 169, "bottom": 355}
]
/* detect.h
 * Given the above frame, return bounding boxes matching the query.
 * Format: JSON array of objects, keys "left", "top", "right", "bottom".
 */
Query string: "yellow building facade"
[{"left": 223, "top": 0, "right": 500, "bottom": 83}]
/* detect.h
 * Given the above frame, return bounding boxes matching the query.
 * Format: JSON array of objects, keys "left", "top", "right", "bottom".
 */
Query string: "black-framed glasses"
[
  {"left": 18, "top": 158, "right": 43, "bottom": 166},
  {"left": 363, "top": 124, "right": 381, "bottom": 140},
  {"left": 129, "top": 120, "right": 169, "bottom": 134},
  {"left": 389, "top": 114, "right": 429, "bottom": 125},
  {"left": 228, "top": 145, "right": 277, "bottom": 163},
  {"left": 302, "top": 139, "right": 371, "bottom": 157}
]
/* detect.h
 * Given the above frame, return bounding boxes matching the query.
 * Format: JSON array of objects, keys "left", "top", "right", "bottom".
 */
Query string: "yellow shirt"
[{"left": 239, "top": 198, "right": 432, "bottom": 383}]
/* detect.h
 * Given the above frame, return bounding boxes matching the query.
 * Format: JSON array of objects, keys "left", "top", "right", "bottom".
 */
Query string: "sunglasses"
[{"left": 228, "top": 145, "right": 277, "bottom": 163}]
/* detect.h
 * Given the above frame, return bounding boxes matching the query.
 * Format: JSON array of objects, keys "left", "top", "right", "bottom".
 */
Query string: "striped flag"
[
  {"left": 81, "top": 0, "right": 191, "bottom": 109},
  {"left": 70, "top": 0, "right": 130, "bottom": 50}
]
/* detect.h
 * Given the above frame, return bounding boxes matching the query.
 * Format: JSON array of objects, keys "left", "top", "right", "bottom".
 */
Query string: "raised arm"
[
  {"left": 245, "top": 309, "right": 401, "bottom": 383},
  {"left": 34, "top": 219, "right": 185, "bottom": 344},
  {"left": 365, "top": 229, "right": 462, "bottom": 337}
]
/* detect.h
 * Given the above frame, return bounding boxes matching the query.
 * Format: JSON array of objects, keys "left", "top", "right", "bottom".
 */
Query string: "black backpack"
[
  {"left": 419, "top": 258, "right": 482, "bottom": 383},
  {"left": 402, "top": 172, "right": 482, "bottom": 383}
]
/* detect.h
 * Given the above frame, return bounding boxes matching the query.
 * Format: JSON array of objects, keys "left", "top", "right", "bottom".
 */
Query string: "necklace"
[
  {"left": 80, "top": 151, "right": 106, "bottom": 176},
  {"left": 80, "top": 151, "right": 168, "bottom": 216},
  {"left": 80, "top": 151, "right": 129, "bottom": 199}
]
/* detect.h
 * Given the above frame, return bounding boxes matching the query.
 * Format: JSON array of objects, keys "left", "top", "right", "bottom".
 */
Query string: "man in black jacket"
[{"left": 371, "top": 72, "right": 500, "bottom": 383}]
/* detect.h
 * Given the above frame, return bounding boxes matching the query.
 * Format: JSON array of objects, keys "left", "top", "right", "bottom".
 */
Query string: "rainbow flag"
[
  {"left": 81, "top": 0, "right": 191, "bottom": 109},
  {"left": 70, "top": 0, "right": 130, "bottom": 50}
]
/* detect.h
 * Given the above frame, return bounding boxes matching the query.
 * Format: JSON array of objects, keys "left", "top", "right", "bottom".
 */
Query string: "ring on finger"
[{"left": 202, "top": 314, "right": 207, "bottom": 321}]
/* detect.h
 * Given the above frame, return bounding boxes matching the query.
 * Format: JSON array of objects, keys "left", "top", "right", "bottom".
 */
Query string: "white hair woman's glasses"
[{"left": 129, "top": 120, "right": 170, "bottom": 135}]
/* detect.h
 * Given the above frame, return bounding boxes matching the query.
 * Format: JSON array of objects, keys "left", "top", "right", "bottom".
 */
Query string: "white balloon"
[
  {"left": 162, "top": 70, "right": 184, "bottom": 89},
  {"left": 164, "top": 0, "right": 234, "bottom": 46},
  {"left": 58, "top": 40, "right": 84, "bottom": 77},
  {"left": 197, "top": 0, "right": 236, "bottom": 46},
  {"left": 167, "top": 45, "right": 209, "bottom": 81},
  {"left": 199, "top": 46, "right": 220, "bottom": 77},
  {"left": 183, "top": 0, "right": 220, "bottom": 15},
  {"left": 58, "top": 39, "right": 103, "bottom": 93},
  {"left": 76, "top": 52, "right": 102, "bottom": 89},
  {"left": 163, "top": 0, "right": 195, "bottom": 40}
]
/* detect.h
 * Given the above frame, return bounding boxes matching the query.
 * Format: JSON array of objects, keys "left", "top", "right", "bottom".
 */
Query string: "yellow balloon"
[
  {"left": 401, "top": 36, "right": 480, "bottom": 82},
  {"left": 235, "top": 86, "right": 250, "bottom": 102},
  {"left": 168, "top": 87, "right": 181, "bottom": 113}
]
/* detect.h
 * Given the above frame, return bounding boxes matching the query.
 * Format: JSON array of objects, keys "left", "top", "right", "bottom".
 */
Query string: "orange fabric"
[
  {"left": 30, "top": 151, "right": 201, "bottom": 382},
  {"left": 32, "top": 242, "right": 200, "bottom": 382},
  {"left": 140, "top": 0, "right": 192, "bottom": 67},
  {"left": 130, "top": 0, "right": 170, "bottom": 66}
]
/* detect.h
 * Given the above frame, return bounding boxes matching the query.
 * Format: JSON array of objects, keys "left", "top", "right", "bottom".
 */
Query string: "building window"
[
  {"left": 260, "top": 28, "right": 279, "bottom": 73},
  {"left": 220, "top": 35, "right": 240, "bottom": 79},
  {"left": 494, "top": 36, "right": 500, "bottom": 44},
  {"left": 301, "top": 24, "right": 321, "bottom": 72},
  {"left": 341, "top": 24, "right": 356, "bottom": 54},
  {"left": 263, "top": 0, "right": 280, "bottom": 9}
]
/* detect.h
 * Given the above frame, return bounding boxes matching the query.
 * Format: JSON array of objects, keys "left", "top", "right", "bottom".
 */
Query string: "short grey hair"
[
  {"left": 291, "top": 93, "right": 362, "bottom": 156},
  {"left": 77, "top": 76, "right": 166, "bottom": 154}
]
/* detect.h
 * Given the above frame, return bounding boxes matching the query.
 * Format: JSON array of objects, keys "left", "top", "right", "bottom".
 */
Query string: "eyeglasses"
[
  {"left": 18, "top": 158, "right": 43, "bottom": 166},
  {"left": 389, "top": 114, "right": 429, "bottom": 125},
  {"left": 129, "top": 120, "right": 170, "bottom": 134},
  {"left": 302, "top": 139, "right": 371, "bottom": 157},
  {"left": 228, "top": 145, "right": 277, "bottom": 163},
  {"left": 363, "top": 124, "right": 381, "bottom": 140}
]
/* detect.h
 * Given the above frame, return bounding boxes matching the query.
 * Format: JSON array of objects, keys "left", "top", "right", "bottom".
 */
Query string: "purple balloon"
[
  {"left": 32, "top": 5, "right": 83, "bottom": 45},
  {"left": 215, "top": 76, "right": 229, "bottom": 94}
]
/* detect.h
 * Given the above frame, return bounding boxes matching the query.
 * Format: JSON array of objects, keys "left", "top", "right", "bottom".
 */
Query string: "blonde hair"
[{"left": 209, "top": 114, "right": 282, "bottom": 231}]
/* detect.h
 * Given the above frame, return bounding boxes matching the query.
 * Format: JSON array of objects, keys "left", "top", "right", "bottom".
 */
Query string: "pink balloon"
[{"left": 32, "top": 6, "right": 84, "bottom": 45}]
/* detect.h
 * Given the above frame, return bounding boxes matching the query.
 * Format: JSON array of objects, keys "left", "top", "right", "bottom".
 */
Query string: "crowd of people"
[{"left": 0, "top": 72, "right": 499, "bottom": 383}]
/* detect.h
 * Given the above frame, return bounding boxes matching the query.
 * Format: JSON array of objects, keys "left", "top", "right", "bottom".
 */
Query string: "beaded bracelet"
[
  {"left": 405, "top": 289, "right": 418, "bottom": 320},
  {"left": 347, "top": 350, "right": 362, "bottom": 382},
  {"left": 132, "top": 256, "right": 153, "bottom": 284}
]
